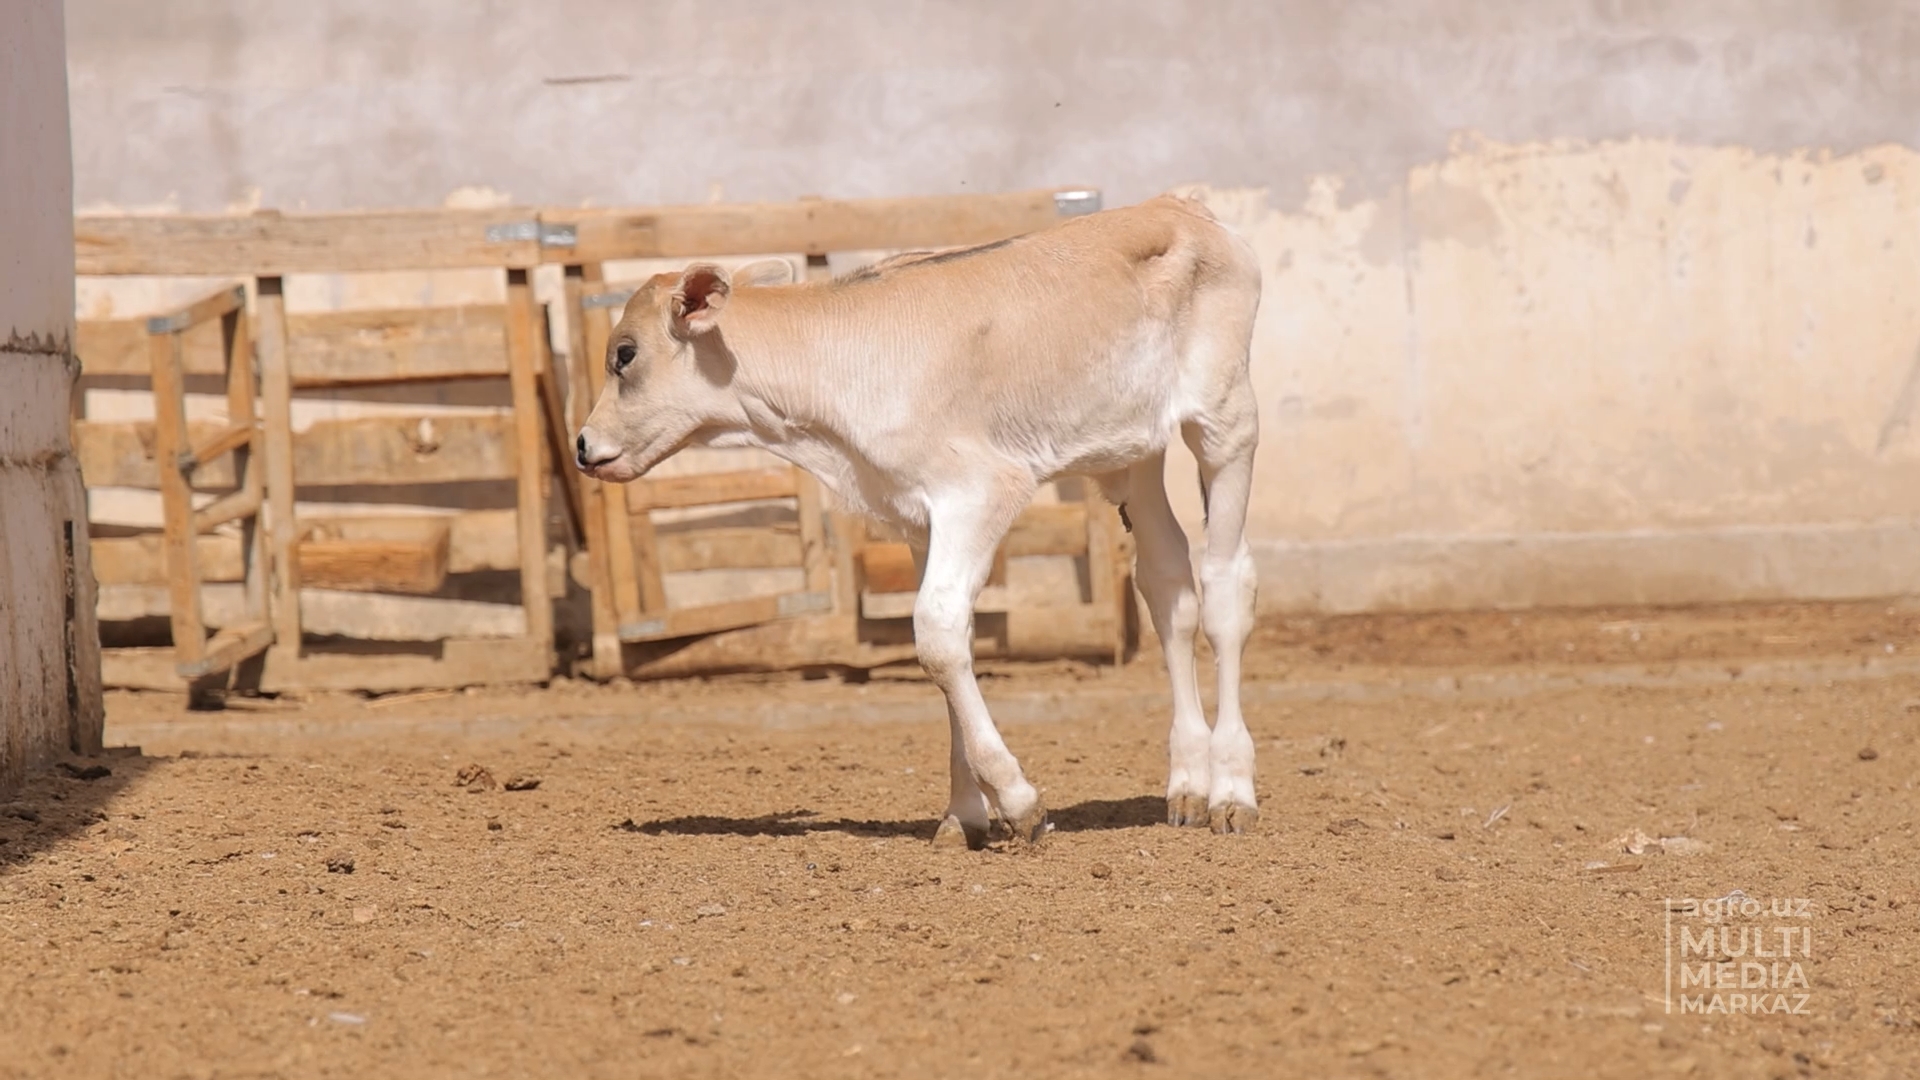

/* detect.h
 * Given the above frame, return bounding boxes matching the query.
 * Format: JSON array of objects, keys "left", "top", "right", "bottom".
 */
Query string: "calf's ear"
[
  {"left": 734, "top": 258, "right": 796, "bottom": 287},
  {"left": 671, "top": 262, "right": 732, "bottom": 336}
]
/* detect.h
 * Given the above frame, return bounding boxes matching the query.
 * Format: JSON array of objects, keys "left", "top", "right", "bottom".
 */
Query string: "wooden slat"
[
  {"left": 260, "top": 637, "right": 550, "bottom": 693},
  {"left": 76, "top": 414, "right": 524, "bottom": 488},
  {"left": 222, "top": 304, "right": 270, "bottom": 629},
  {"left": 576, "top": 262, "right": 658, "bottom": 622},
  {"left": 1005, "top": 503, "right": 1090, "bottom": 557},
  {"left": 294, "top": 414, "right": 522, "bottom": 487},
  {"left": 617, "top": 591, "right": 832, "bottom": 643},
  {"left": 176, "top": 620, "right": 273, "bottom": 679},
  {"left": 862, "top": 586, "right": 1013, "bottom": 621},
  {"left": 93, "top": 534, "right": 244, "bottom": 586},
  {"left": 655, "top": 525, "right": 802, "bottom": 572},
  {"left": 75, "top": 208, "right": 543, "bottom": 276},
  {"left": 192, "top": 486, "right": 262, "bottom": 533},
  {"left": 858, "top": 543, "right": 919, "bottom": 595},
  {"left": 148, "top": 284, "right": 246, "bottom": 335},
  {"left": 79, "top": 316, "right": 228, "bottom": 376},
  {"left": 81, "top": 306, "right": 510, "bottom": 383},
  {"left": 286, "top": 305, "right": 508, "bottom": 386},
  {"left": 565, "top": 266, "right": 623, "bottom": 679},
  {"left": 543, "top": 187, "right": 1098, "bottom": 263},
  {"left": 76, "top": 419, "right": 237, "bottom": 489},
  {"left": 186, "top": 421, "right": 258, "bottom": 472},
  {"left": 146, "top": 331, "right": 208, "bottom": 668},
  {"left": 298, "top": 516, "right": 452, "bottom": 595},
  {"left": 95, "top": 514, "right": 495, "bottom": 588},
  {"left": 630, "top": 467, "right": 799, "bottom": 511},
  {"left": 503, "top": 268, "right": 554, "bottom": 656},
  {"left": 257, "top": 277, "right": 304, "bottom": 653},
  {"left": 536, "top": 303, "right": 586, "bottom": 546}
]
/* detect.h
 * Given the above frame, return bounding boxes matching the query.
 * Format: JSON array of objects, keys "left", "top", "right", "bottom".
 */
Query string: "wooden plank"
[
  {"left": 75, "top": 208, "right": 543, "bottom": 276},
  {"left": 79, "top": 316, "right": 228, "bottom": 377},
  {"left": 542, "top": 187, "right": 1098, "bottom": 263},
  {"left": 286, "top": 305, "right": 508, "bottom": 386},
  {"left": 503, "top": 268, "right": 555, "bottom": 657},
  {"left": 82, "top": 306, "right": 512, "bottom": 383},
  {"left": 258, "top": 637, "right": 550, "bottom": 693},
  {"left": 297, "top": 518, "right": 452, "bottom": 595},
  {"left": 221, "top": 305, "right": 269, "bottom": 627},
  {"left": 150, "top": 284, "right": 246, "bottom": 334},
  {"left": 858, "top": 542, "right": 919, "bottom": 595},
  {"left": 617, "top": 591, "right": 832, "bottom": 643},
  {"left": 793, "top": 473, "right": 832, "bottom": 593},
  {"left": 92, "top": 534, "right": 244, "bottom": 586},
  {"left": 536, "top": 302, "right": 586, "bottom": 546},
  {"left": 186, "top": 420, "right": 259, "bottom": 471},
  {"left": 294, "top": 414, "right": 522, "bottom": 487},
  {"left": 192, "top": 485, "right": 262, "bottom": 533},
  {"left": 655, "top": 525, "right": 802, "bottom": 572},
  {"left": 101, "top": 647, "right": 187, "bottom": 692},
  {"left": 77, "top": 419, "right": 238, "bottom": 489},
  {"left": 176, "top": 620, "right": 273, "bottom": 679},
  {"left": 76, "top": 414, "right": 525, "bottom": 488},
  {"left": 1082, "top": 493, "right": 1127, "bottom": 663},
  {"left": 860, "top": 586, "right": 1013, "bottom": 621},
  {"left": 829, "top": 512, "right": 863, "bottom": 618},
  {"left": 257, "top": 277, "right": 304, "bottom": 652},
  {"left": 94, "top": 514, "right": 497, "bottom": 587},
  {"left": 146, "top": 330, "right": 208, "bottom": 667},
  {"left": 565, "top": 266, "right": 622, "bottom": 678},
  {"left": 575, "top": 261, "right": 657, "bottom": 622},
  {"left": 1005, "top": 502, "right": 1090, "bottom": 557},
  {"left": 630, "top": 467, "right": 799, "bottom": 511}
]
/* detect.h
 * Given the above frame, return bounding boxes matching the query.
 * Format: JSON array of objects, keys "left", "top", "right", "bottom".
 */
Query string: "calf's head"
[{"left": 574, "top": 258, "right": 794, "bottom": 482}]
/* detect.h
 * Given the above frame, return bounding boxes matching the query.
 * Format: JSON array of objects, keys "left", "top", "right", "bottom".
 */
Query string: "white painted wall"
[
  {"left": 3, "top": 0, "right": 103, "bottom": 796},
  {"left": 60, "top": 0, "right": 1920, "bottom": 614}
]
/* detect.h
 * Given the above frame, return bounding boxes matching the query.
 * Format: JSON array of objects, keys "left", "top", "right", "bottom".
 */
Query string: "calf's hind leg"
[
  {"left": 1114, "top": 456, "right": 1213, "bottom": 826},
  {"left": 1185, "top": 409, "right": 1260, "bottom": 833}
]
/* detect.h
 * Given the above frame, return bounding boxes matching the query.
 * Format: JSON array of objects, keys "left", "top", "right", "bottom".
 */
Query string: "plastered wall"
[{"left": 61, "top": 0, "right": 1920, "bottom": 612}]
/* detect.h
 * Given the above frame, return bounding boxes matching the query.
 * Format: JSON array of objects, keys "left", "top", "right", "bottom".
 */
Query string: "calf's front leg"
[{"left": 915, "top": 493, "right": 1045, "bottom": 846}]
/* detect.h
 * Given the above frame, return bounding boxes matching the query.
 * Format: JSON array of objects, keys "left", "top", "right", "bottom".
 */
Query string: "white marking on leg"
[{"left": 1122, "top": 456, "right": 1211, "bottom": 826}]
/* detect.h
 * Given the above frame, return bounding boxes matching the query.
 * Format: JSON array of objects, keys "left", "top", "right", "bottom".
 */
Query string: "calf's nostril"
[{"left": 575, "top": 432, "right": 587, "bottom": 457}]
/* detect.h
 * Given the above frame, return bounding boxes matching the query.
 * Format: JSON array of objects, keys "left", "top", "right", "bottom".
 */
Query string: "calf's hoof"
[
  {"left": 1209, "top": 802, "right": 1259, "bottom": 835},
  {"left": 932, "top": 815, "right": 989, "bottom": 851},
  {"left": 1167, "top": 793, "right": 1210, "bottom": 828},
  {"left": 1004, "top": 804, "right": 1050, "bottom": 844}
]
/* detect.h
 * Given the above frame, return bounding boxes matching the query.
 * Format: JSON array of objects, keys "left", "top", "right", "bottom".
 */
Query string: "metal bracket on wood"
[
  {"left": 582, "top": 288, "right": 636, "bottom": 310},
  {"left": 777, "top": 591, "right": 833, "bottom": 618},
  {"left": 1053, "top": 189, "right": 1102, "bottom": 217},
  {"left": 484, "top": 221, "right": 579, "bottom": 247},
  {"left": 618, "top": 617, "right": 668, "bottom": 640}
]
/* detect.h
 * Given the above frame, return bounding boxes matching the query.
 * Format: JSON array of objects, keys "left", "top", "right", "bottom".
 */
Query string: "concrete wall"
[
  {"left": 4, "top": 0, "right": 104, "bottom": 797},
  {"left": 62, "top": 0, "right": 1920, "bottom": 612}
]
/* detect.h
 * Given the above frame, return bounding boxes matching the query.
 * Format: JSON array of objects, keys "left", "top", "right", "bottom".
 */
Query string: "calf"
[{"left": 576, "top": 194, "right": 1263, "bottom": 846}]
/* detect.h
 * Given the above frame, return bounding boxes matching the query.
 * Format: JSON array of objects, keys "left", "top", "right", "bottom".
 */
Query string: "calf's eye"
[{"left": 614, "top": 343, "right": 637, "bottom": 372}]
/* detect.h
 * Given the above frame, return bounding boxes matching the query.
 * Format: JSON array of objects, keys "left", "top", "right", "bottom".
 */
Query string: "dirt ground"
[{"left": 3, "top": 600, "right": 1918, "bottom": 1078}]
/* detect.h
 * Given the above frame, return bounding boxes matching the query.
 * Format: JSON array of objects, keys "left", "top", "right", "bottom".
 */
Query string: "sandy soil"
[{"left": 3, "top": 601, "right": 1918, "bottom": 1078}]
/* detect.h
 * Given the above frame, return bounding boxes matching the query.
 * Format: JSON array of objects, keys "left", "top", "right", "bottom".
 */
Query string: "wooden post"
[
  {"left": 147, "top": 327, "right": 208, "bottom": 669},
  {"left": 256, "top": 276, "right": 302, "bottom": 660},
  {"left": 504, "top": 268, "right": 555, "bottom": 659},
  {"left": 574, "top": 263, "right": 661, "bottom": 625},
  {"left": 564, "top": 266, "right": 622, "bottom": 678},
  {"left": 222, "top": 305, "right": 268, "bottom": 627}
]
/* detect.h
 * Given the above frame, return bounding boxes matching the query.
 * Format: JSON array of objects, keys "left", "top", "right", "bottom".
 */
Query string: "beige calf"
[{"left": 577, "top": 194, "right": 1263, "bottom": 846}]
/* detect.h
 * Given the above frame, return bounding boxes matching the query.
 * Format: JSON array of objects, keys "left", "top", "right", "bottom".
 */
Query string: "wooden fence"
[{"left": 73, "top": 187, "right": 1135, "bottom": 692}]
